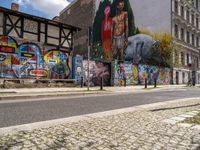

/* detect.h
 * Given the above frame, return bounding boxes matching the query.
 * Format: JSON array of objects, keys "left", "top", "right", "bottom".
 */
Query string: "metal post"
[
  {"left": 87, "top": 27, "right": 92, "bottom": 91},
  {"left": 81, "top": 76, "right": 83, "bottom": 88},
  {"left": 145, "top": 78, "right": 147, "bottom": 88},
  {"left": 124, "top": 76, "right": 126, "bottom": 87},
  {"left": 100, "top": 76, "right": 103, "bottom": 90},
  {"left": 154, "top": 78, "right": 157, "bottom": 88}
]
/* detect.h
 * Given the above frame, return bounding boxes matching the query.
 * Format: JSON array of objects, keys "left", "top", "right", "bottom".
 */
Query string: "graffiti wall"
[
  {"left": 138, "top": 64, "right": 171, "bottom": 85},
  {"left": 114, "top": 63, "right": 138, "bottom": 86},
  {"left": 114, "top": 63, "right": 171, "bottom": 86},
  {"left": 73, "top": 55, "right": 83, "bottom": 83},
  {"left": 0, "top": 35, "right": 71, "bottom": 79},
  {"left": 83, "top": 60, "right": 111, "bottom": 86}
]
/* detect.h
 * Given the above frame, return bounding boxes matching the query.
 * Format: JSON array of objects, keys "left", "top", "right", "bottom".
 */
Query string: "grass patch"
[{"left": 182, "top": 112, "right": 200, "bottom": 125}]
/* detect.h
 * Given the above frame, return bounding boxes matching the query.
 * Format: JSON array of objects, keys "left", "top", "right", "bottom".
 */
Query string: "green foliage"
[{"left": 140, "top": 30, "right": 181, "bottom": 67}]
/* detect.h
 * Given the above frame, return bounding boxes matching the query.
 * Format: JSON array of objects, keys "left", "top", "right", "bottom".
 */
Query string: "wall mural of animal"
[{"left": 125, "top": 34, "right": 161, "bottom": 64}]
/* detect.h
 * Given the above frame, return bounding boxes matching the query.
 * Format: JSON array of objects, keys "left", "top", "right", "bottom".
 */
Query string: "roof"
[
  {"left": 0, "top": 6, "right": 81, "bottom": 31},
  {"left": 59, "top": 0, "right": 79, "bottom": 15}
]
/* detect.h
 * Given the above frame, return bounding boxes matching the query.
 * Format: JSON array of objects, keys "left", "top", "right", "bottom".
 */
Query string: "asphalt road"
[{"left": 0, "top": 88, "right": 200, "bottom": 128}]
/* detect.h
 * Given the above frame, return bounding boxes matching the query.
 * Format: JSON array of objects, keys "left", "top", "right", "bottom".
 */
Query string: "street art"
[
  {"left": 0, "top": 35, "right": 71, "bottom": 79},
  {"left": 92, "top": 0, "right": 137, "bottom": 62},
  {"left": 92, "top": 0, "right": 167, "bottom": 68},
  {"left": 158, "top": 67, "right": 171, "bottom": 85},
  {"left": 138, "top": 64, "right": 171, "bottom": 85},
  {"left": 73, "top": 55, "right": 83, "bottom": 83},
  {"left": 83, "top": 60, "right": 111, "bottom": 86},
  {"left": 0, "top": 36, "right": 17, "bottom": 54},
  {"left": 44, "top": 50, "right": 70, "bottom": 79},
  {"left": 114, "top": 63, "right": 138, "bottom": 86}
]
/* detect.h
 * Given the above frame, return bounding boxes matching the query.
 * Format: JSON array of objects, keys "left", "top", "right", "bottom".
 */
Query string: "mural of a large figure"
[{"left": 92, "top": 0, "right": 136, "bottom": 62}]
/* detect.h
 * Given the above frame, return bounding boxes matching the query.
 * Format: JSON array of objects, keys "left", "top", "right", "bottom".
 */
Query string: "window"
[
  {"left": 186, "top": 10, "right": 190, "bottom": 22},
  {"left": 192, "top": 34, "right": 195, "bottom": 45},
  {"left": 175, "top": 24, "right": 178, "bottom": 38},
  {"left": 187, "top": 31, "right": 190, "bottom": 43},
  {"left": 187, "top": 53, "right": 190, "bottom": 64},
  {"left": 181, "top": 28, "right": 185, "bottom": 41},
  {"left": 181, "top": 6, "right": 184, "bottom": 17},
  {"left": 196, "top": 36, "right": 199, "bottom": 47},
  {"left": 197, "top": 57, "right": 199, "bottom": 68},
  {"left": 196, "top": 17, "right": 199, "bottom": 29},
  {"left": 175, "top": 1, "right": 178, "bottom": 14},
  {"left": 197, "top": 0, "right": 199, "bottom": 9},
  {"left": 191, "top": 14, "right": 194, "bottom": 25},
  {"left": 181, "top": 52, "right": 184, "bottom": 65}
]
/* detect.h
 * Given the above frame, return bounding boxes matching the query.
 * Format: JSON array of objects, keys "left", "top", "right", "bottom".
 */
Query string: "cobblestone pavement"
[{"left": 1, "top": 99, "right": 200, "bottom": 150}]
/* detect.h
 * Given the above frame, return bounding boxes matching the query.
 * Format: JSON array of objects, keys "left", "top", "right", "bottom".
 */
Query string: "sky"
[{"left": 0, "top": 0, "right": 72, "bottom": 19}]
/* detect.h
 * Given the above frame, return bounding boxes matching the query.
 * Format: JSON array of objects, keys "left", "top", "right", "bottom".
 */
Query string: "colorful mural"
[
  {"left": 114, "top": 63, "right": 138, "bottom": 86},
  {"left": 92, "top": 0, "right": 137, "bottom": 62},
  {"left": 92, "top": 0, "right": 167, "bottom": 69},
  {"left": 73, "top": 55, "right": 83, "bottom": 83},
  {"left": 138, "top": 64, "right": 171, "bottom": 85},
  {"left": 83, "top": 60, "right": 111, "bottom": 86},
  {"left": 0, "top": 35, "right": 71, "bottom": 79}
]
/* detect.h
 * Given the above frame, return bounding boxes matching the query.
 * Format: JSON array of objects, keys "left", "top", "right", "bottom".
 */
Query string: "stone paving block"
[
  {"left": 162, "top": 119, "right": 179, "bottom": 125},
  {"left": 192, "top": 125, "right": 200, "bottom": 130},
  {"left": 170, "top": 117, "right": 186, "bottom": 121}
]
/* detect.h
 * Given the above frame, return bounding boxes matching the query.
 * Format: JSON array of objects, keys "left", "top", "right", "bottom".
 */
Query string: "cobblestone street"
[{"left": 1, "top": 99, "right": 200, "bottom": 150}]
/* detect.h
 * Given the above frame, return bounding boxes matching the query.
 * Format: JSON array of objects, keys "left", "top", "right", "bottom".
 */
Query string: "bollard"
[
  {"left": 154, "top": 78, "right": 157, "bottom": 88},
  {"left": 81, "top": 76, "right": 83, "bottom": 88},
  {"left": 124, "top": 76, "right": 126, "bottom": 87},
  {"left": 145, "top": 78, "right": 147, "bottom": 88},
  {"left": 100, "top": 76, "right": 103, "bottom": 90}
]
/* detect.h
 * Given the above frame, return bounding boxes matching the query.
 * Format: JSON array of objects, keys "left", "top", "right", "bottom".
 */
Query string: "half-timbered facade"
[
  {"left": 0, "top": 6, "right": 80, "bottom": 53},
  {"left": 0, "top": 6, "right": 80, "bottom": 80}
]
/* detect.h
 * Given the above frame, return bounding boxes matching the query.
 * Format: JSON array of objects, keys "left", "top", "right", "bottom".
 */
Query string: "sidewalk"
[
  {"left": 0, "top": 98, "right": 200, "bottom": 149},
  {"left": 0, "top": 84, "right": 195, "bottom": 100}
]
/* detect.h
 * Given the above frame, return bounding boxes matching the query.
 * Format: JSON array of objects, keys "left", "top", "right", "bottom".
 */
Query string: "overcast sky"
[{"left": 0, "top": 0, "right": 72, "bottom": 18}]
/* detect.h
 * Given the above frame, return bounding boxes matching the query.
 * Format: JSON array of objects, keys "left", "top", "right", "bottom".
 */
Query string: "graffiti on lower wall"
[
  {"left": 138, "top": 64, "right": 171, "bottom": 85},
  {"left": 83, "top": 60, "right": 111, "bottom": 86},
  {"left": 0, "top": 35, "right": 71, "bottom": 79},
  {"left": 73, "top": 55, "right": 83, "bottom": 83},
  {"left": 114, "top": 63, "right": 171, "bottom": 86},
  {"left": 114, "top": 63, "right": 138, "bottom": 86}
]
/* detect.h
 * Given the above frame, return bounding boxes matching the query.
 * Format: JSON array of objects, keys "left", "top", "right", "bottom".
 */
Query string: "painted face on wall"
[
  {"left": 104, "top": 6, "right": 111, "bottom": 17},
  {"left": 117, "top": 1, "right": 124, "bottom": 12}
]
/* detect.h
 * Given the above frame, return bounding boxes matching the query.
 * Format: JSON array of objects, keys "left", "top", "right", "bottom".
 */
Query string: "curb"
[
  {"left": 0, "top": 91, "right": 109, "bottom": 101},
  {"left": 0, "top": 85, "right": 195, "bottom": 101}
]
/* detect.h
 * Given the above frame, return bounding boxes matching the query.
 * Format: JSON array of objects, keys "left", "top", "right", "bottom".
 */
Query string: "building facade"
[
  {"left": 60, "top": 0, "right": 200, "bottom": 85},
  {"left": 0, "top": 5, "right": 80, "bottom": 79}
]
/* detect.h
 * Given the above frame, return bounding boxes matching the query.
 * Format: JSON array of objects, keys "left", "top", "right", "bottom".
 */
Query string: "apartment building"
[
  {"left": 60, "top": 0, "right": 200, "bottom": 84},
  {"left": 172, "top": 0, "right": 200, "bottom": 84}
]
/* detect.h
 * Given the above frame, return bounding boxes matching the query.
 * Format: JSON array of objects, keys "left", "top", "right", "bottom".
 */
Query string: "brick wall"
[{"left": 60, "top": 0, "right": 95, "bottom": 58}]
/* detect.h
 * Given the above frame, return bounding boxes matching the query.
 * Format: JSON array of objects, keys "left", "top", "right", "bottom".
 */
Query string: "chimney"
[{"left": 11, "top": 3, "right": 19, "bottom": 11}]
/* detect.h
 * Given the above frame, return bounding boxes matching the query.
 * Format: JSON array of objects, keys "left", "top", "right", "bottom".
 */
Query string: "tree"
[{"left": 140, "top": 30, "right": 182, "bottom": 67}]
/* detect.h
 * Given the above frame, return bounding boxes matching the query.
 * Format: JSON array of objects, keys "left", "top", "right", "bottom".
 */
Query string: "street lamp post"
[{"left": 87, "top": 27, "right": 92, "bottom": 91}]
